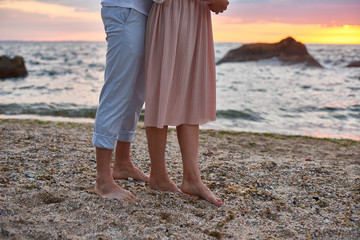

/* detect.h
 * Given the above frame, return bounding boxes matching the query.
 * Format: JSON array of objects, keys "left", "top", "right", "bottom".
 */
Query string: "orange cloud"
[
  {"left": 0, "top": 0, "right": 99, "bottom": 22},
  {"left": 0, "top": 0, "right": 103, "bottom": 41},
  {"left": 1, "top": 0, "right": 359, "bottom": 43},
  {"left": 212, "top": 16, "right": 360, "bottom": 44}
]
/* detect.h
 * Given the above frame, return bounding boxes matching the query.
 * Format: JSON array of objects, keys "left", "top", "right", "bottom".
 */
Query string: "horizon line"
[{"left": 1, "top": 40, "right": 360, "bottom": 45}]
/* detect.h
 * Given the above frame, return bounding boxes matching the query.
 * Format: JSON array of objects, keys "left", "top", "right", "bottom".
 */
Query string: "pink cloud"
[
  {"left": 222, "top": 2, "right": 360, "bottom": 25},
  {"left": 0, "top": 9, "right": 103, "bottom": 41}
]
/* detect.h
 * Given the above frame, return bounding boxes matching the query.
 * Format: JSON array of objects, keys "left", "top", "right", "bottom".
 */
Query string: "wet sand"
[{"left": 0, "top": 119, "right": 359, "bottom": 239}]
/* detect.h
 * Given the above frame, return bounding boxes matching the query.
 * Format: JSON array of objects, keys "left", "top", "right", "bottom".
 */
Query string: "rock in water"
[
  {"left": 217, "top": 37, "right": 322, "bottom": 67},
  {"left": 0, "top": 55, "right": 28, "bottom": 79},
  {"left": 346, "top": 61, "right": 360, "bottom": 67}
]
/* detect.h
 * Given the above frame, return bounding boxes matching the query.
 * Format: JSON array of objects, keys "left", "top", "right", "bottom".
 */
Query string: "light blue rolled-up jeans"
[{"left": 93, "top": 6, "right": 147, "bottom": 149}]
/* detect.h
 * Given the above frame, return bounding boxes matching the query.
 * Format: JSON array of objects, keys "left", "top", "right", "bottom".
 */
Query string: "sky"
[{"left": 0, "top": 0, "right": 359, "bottom": 44}]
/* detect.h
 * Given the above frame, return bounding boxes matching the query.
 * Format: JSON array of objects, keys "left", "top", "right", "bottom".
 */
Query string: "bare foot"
[
  {"left": 112, "top": 166, "right": 149, "bottom": 182},
  {"left": 149, "top": 176, "right": 181, "bottom": 193},
  {"left": 94, "top": 180, "right": 139, "bottom": 202},
  {"left": 181, "top": 181, "right": 223, "bottom": 207}
]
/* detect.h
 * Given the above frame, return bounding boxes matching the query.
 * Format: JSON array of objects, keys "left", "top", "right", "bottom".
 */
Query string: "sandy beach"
[{"left": 0, "top": 119, "right": 359, "bottom": 239}]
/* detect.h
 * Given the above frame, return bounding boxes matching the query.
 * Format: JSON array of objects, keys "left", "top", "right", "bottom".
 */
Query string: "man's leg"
[
  {"left": 112, "top": 53, "right": 148, "bottom": 182},
  {"left": 94, "top": 147, "right": 139, "bottom": 201},
  {"left": 93, "top": 7, "right": 146, "bottom": 200},
  {"left": 112, "top": 141, "right": 149, "bottom": 182}
]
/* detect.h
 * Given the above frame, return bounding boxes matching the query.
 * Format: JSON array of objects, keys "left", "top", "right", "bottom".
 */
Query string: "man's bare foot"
[
  {"left": 94, "top": 180, "right": 139, "bottom": 202},
  {"left": 181, "top": 181, "right": 223, "bottom": 207},
  {"left": 112, "top": 166, "right": 149, "bottom": 182},
  {"left": 149, "top": 176, "right": 181, "bottom": 193}
]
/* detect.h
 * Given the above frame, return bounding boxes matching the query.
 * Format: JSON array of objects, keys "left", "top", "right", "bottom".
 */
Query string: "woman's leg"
[
  {"left": 146, "top": 126, "right": 180, "bottom": 192},
  {"left": 177, "top": 124, "right": 223, "bottom": 206}
]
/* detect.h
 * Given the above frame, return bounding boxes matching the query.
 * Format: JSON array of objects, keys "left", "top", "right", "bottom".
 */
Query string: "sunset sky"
[{"left": 0, "top": 0, "right": 359, "bottom": 44}]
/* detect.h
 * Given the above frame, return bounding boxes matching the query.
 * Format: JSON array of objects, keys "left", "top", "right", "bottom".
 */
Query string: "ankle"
[
  {"left": 149, "top": 172, "right": 171, "bottom": 184},
  {"left": 113, "top": 160, "right": 134, "bottom": 171},
  {"left": 96, "top": 175, "right": 114, "bottom": 186},
  {"left": 183, "top": 174, "right": 202, "bottom": 185}
]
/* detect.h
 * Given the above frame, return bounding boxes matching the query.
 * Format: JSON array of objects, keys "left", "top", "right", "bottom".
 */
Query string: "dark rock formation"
[
  {"left": 217, "top": 37, "right": 322, "bottom": 67},
  {"left": 0, "top": 56, "right": 28, "bottom": 79},
  {"left": 346, "top": 61, "right": 360, "bottom": 67}
]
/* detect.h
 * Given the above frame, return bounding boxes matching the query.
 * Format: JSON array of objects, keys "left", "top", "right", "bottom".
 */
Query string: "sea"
[{"left": 0, "top": 41, "right": 359, "bottom": 140}]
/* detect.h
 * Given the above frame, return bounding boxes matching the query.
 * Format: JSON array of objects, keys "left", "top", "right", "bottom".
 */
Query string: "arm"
[{"left": 203, "top": 0, "right": 229, "bottom": 14}]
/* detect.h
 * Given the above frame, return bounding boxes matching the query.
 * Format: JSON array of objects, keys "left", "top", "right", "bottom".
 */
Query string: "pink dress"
[{"left": 144, "top": 0, "right": 216, "bottom": 128}]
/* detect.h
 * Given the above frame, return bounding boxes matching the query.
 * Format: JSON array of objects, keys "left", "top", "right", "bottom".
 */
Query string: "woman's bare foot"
[
  {"left": 112, "top": 166, "right": 149, "bottom": 182},
  {"left": 181, "top": 181, "right": 223, "bottom": 207},
  {"left": 94, "top": 180, "right": 139, "bottom": 202},
  {"left": 149, "top": 176, "right": 181, "bottom": 193}
]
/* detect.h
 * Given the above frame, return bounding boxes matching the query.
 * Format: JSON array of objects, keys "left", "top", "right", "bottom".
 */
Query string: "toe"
[
  {"left": 215, "top": 199, "right": 223, "bottom": 206},
  {"left": 132, "top": 194, "right": 140, "bottom": 202},
  {"left": 210, "top": 199, "right": 221, "bottom": 207},
  {"left": 130, "top": 193, "right": 140, "bottom": 202},
  {"left": 143, "top": 176, "right": 150, "bottom": 183},
  {"left": 125, "top": 196, "right": 135, "bottom": 202}
]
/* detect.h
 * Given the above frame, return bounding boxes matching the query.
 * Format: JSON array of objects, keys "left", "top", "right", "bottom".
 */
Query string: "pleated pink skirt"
[{"left": 144, "top": 0, "right": 216, "bottom": 128}]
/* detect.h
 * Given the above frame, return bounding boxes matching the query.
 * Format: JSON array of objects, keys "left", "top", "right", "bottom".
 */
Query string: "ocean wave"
[
  {"left": 288, "top": 104, "right": 360, "bottom": 113},
  {"left": 0, "top": 103, "right": 97, "bottom": 118},
  {"left": 1, "top": 104, "right": 266, "bottom": 122},
  {"left": 216, "top": 109, "right": 264, "bottom": 121}
]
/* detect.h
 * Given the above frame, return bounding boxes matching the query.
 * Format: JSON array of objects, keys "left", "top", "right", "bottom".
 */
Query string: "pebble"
[
  {"left": 247, "top": 219, "right": 256, "bottom": 224},
  {"left": 24, "top": 173, "right": 35, "bottom": 178},
  {"left": 126, "top": 182, "right": 134, "bottom": 187},
  {"left": 313, "top": 196, "right": 320, "bottom": 201}
]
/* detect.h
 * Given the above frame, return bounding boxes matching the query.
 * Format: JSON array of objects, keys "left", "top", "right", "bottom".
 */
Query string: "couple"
[{"left": 92, "top": 0, "right": 229, "bottom": 207}]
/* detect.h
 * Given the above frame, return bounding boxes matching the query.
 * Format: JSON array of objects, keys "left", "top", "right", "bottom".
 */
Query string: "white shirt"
[{"left": 101, "top": 0, "right": 154, "bottom": 16}]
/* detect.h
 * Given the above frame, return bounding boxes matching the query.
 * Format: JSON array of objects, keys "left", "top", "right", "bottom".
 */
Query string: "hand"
[{"left": 208, "top": 0, "right": 229, "bottom": 14}]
